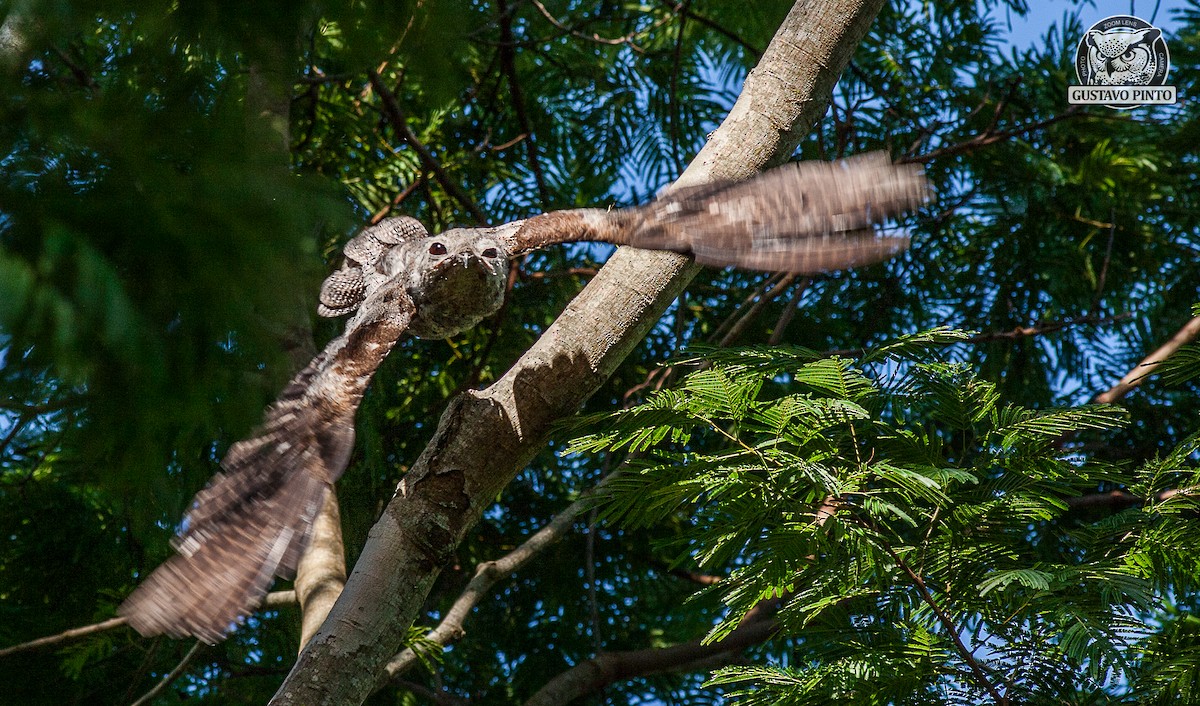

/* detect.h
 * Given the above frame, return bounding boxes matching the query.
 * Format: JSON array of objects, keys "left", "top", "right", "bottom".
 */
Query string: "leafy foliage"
[
  {"left": 1, "top": 0, "right": 1200, "bottom": 704},
  {"left": 572, "top": 332, "right": 1200, "bottom": 704}
]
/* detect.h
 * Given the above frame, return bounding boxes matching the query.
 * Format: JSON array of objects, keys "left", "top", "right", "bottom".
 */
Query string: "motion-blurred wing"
[
  {"left": 501, "top": 152, "right": 928, "bottom": 273},
  {"left": 631, "top": 152, "right": 927, "bottom": 272},
  {"left": 120, "top": 284, "right": 416, "bottom": 643}
]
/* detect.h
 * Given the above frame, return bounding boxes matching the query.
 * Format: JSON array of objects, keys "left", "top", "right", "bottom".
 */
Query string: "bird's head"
[
  {"left": 382, "top": 229, "right": 507, "bottom": 287},
  {"left": 379, "top": 229, "right": 510, "bottom": 339}
]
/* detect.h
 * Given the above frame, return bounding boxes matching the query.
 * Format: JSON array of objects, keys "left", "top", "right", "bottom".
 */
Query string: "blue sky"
[{"left": 994, "top": 0, "right": 1194, "bottom": 48}]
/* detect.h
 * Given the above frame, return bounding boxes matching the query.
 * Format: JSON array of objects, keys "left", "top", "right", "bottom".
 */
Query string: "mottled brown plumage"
[{"left": 119, "top": 153, "right": 928, "bottom": 643}]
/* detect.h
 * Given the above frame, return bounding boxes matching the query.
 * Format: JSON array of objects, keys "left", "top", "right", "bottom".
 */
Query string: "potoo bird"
[{"left": 118, "top": 152, "right": 929, "bottom": 643}]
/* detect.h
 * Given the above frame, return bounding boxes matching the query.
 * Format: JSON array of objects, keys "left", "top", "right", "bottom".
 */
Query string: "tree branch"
[
  {"left": 378, "top": 474, "right": 612, "bottom": 684},
  {"left": 523, "top": 609, "right": 779, "bottom": 706},
  {"left": 0, "top": 591, "right": 296, "bottom": 659},
  {"left": 1093, "top": 316, "right": 1200, "bottom": 404},
  {"left": 296, "top": 491, "right": 348, "bottom": 650},
  {"left": 129, "top": 641, "right": 204, "bottom": 706},
  {"left": 272, "top": 2, "right": 887, "bottom": 703}
]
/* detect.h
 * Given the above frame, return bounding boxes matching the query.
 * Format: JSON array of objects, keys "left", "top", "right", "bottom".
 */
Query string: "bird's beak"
[{"left": 434, "top": 253, "right": 496, "bottom": 276}]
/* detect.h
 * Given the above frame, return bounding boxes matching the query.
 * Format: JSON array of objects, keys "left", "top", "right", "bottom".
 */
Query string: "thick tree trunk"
[{"left": 270, "top": 1, "right": 885, "bottom": 703}]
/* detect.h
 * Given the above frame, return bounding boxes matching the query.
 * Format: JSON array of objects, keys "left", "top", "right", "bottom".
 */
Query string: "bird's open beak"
[
  {"left": 433, "top": 254, "right": 496, "bottom": 276},
  {"left": 459, "top": 253, "right": 500, "bottom": 275}
]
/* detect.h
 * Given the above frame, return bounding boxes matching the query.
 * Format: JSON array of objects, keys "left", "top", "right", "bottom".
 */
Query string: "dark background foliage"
[{"left": 1, "top": 0, "right": 1199, "bottom": 703}]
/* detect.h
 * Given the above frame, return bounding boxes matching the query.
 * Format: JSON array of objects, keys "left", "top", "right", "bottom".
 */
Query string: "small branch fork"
[{"left": 378, "top": 472, "right": 618, "bottom": 684}]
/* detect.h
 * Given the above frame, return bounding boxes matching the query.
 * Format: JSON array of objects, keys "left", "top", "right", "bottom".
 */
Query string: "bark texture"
[{"left": 270, "top": 1, "right": 886, "bottom": 703}]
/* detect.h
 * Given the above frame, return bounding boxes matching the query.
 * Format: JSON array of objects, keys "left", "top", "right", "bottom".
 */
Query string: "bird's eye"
[
  {"left": 429, "top": 242, "right": 447, "bottom": 255},
  {"left": 482, "top": 247, "right": 499, "bottom": 258}
]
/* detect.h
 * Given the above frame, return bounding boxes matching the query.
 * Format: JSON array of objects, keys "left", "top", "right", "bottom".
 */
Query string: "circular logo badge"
[{"left": 1074, "top": 15, "right": 1170, "bottom": 109}]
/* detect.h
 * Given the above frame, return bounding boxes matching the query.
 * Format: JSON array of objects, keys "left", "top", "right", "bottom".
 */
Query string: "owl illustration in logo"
[{"left": 1085, "top": 26, "right": 1161, "bottom": 85}]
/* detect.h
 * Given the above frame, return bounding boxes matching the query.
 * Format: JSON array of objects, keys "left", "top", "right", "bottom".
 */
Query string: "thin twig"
[
  {"left": 0, "top": 590, "right": 296, "bottom": 659},
  {"left": 767, "top": 277, "right": 810, "bottom": 345},
  {"left": 522, "top": 610, "right": 779, "bottom": 706},
  {"left": 517, "top": 265, "right": 599, "bottom": 281},
  {"left": 0, "top": 413, "right": 30, "bottom": 457},
  {"left": 667, "top": 0, "right": 761, "bottom": 56},
  {"left": 908, "top": 108, "right": 1084, "bottom": 164},
  {"left": 884, "top": 546, "right": 1008, "bottom": 705},
  {"left": 497, "top": 0, "right": 551, "bottom": 206},
  {"left": 1089, "top": 207, "right": 1117, "bottom": 315},
  {"left": 128, "top": 641, "right": 204, "bottom": 706},
  {"left": 707, "top": 273, "right": 778, "bottom": 344},
  {"left": 367, "top": 71, "right": 489, "bottom": 224},
  {"left": 718, "top": 273, "right": 797, "bottom": 347},
  {"left": 393, "top": 679, "right": 469, "bottom": 706},
  {"left": 666, "top": 568, "right": 723, "bottom": 585},
  {"left": 964, "top": 312, "right": 1132, "bottom": 343},
  {"left": 51, "top": 45, "right": 97, "bottom": 90},
  {"left": 0, "top": 396, "right": 81, "bottom": 414},
  {"left": 369, "top": 176, "right": 424, "bottom": 225},
  {"left": 529, "top": 0, "right": 680, "bottom": 53},
  {"left": 586, "top": 505, "right": 603, "bottom": 651},
  {"left": 820, "top": 312, "right": 1133, "bottom": 359},
  {"left": 0, "top": 617, "right": 127, "bottom": 659},
  {"left": 622, "top": 272, "right": 798, "bottom": 403},
  {"left": 667, "top": 1, "right": 691, "bottom": 174},
  {"left": 1065, "top": 487, "right": 1188, "bottom": 513}
]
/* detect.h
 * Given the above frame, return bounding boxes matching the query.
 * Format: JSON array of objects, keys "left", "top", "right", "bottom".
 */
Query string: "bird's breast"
[{"left": 406, "top": 259, "right": 507, "bottom": 339}]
